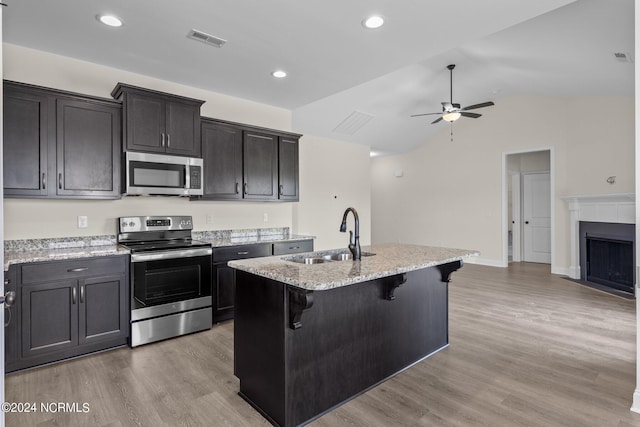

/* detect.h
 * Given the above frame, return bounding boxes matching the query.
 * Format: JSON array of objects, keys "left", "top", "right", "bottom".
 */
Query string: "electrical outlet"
[
  {"left": 77, "top": 216, "right": 88, "bottom": 229},
  {"left": 263, "top": 213, "right": 269, "bottom": 223},
  {"left": 206, "top": 214, "right": 214, "bottom": 225}
]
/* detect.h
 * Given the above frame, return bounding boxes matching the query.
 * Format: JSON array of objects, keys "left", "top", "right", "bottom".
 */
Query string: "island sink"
[{"left": 283, "top": 250, "right": 375, "bottom": 264}]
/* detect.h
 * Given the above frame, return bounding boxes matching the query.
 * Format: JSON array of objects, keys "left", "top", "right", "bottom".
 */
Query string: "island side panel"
[
  {"left": 284, "top": 265, "right": 451, "bottom": 427},
  {"left": 234, "top": 270, "right": 287, "bottom": 426}
]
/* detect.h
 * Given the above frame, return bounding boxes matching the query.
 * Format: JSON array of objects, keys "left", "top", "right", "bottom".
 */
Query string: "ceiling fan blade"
[
  {"left": 461, "top": 101, "right": 494, "bottom": 111},
  {"left": 431, "top": 117, "right": 443, "bottom": 124},
  {"left": 410, "top": 112, "right": 442, "bottom": 117},
  {"left": 460, "top": 112, "right": 482, "bottom": 119}
]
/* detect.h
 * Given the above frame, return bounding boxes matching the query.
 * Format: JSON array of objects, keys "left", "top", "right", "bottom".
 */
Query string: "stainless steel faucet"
[{"left": 339, "top": 207, "right": 361, "bottom": 260}]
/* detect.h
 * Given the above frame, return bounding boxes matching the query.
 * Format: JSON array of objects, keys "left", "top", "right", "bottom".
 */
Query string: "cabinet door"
[
  {"left": 78, "top": 274, "right": 128, "bottom": 345},
  {"left": 166, "top": 101, "right": 201, "bottom": 157},
  {"left": 56, "top": 98, "right": 122, "bottom": 198},
  {"left": 213, "top": 264, "right": 236, "bottom": 323},
  {"left": 243, "top": 131, "right": 278, "bottom": 200},
  {"left": 201, "top": 121, "right": 243, "bottom": 200},
  {"left": 21, "top": 280, "right": 78, "bottom": 359},
  {"left": 125, "top": 92, "right": 165, "bottom": 153},
  {"left": 3, "top": 85, "right": 49, "bottom": 196},
  {"left": 278, "top": 137, "right": 299, "bottom": 201}
]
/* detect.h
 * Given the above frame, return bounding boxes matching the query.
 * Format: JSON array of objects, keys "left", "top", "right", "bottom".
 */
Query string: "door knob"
[
  {"left": 0, "top": 291, "right": 16, "bottom": 307},
  {"left": 525, "top": 221, "right": 530, "bottom": 224}
]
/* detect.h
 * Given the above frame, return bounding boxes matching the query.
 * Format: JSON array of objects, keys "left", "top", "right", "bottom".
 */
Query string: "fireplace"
[{"left": 579, "top": 221, "right": 635, "bottom": 295}]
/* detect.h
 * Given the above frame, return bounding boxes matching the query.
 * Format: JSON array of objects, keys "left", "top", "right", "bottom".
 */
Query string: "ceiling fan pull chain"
[{"left": 450, "top": 123, "right": 454, "bottom": 142}]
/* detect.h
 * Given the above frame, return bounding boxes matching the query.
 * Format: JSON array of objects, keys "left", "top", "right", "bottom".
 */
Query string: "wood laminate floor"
[{"left": 5, "top": 262, "right": 640, "bottom": 426}]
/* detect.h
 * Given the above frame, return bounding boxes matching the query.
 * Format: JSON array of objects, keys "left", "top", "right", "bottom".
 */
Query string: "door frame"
[{"left": 501, "top": 148, "right": 555, "bottom": 270}]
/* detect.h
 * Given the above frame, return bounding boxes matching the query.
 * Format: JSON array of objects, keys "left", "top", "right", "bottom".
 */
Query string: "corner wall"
[{"left": 371, "top": 95, "right": 634, "bottom": 272}]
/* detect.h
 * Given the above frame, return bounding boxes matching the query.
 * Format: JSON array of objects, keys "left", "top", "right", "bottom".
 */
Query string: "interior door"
[{"left": 523, "top": 173, "right": 551, "bottom": 263}]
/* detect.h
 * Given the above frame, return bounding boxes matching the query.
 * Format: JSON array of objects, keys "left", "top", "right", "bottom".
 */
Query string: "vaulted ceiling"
[{"left": 3, "top": 0, "right": 634, "bottom": 153}]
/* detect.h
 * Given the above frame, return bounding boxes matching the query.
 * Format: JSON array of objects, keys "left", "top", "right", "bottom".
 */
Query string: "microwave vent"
[{"left": 187, "top": 29, "right": 227, "bottom": 48}]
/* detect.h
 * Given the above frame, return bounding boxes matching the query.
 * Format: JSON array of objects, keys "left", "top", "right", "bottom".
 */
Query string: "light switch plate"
[{"left": 77, "top": 216, "right": 88, "bottom": 229}]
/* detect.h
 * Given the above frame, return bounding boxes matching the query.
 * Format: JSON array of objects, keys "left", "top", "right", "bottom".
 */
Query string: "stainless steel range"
[{"left": 118, "top": 215, "right": 212, "bottom": 347}]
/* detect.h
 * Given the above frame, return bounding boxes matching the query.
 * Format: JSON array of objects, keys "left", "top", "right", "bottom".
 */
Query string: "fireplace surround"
[{"left": 562, "top": 193, "right": 635, "bottom": 295}]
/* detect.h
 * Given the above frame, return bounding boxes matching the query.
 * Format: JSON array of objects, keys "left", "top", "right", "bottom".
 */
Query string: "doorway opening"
[{"left": 503, "top": 149, "right": 553, "bottom": 267}]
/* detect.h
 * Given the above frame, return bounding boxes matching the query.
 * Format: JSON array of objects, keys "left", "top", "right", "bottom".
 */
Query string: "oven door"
[{"left": 130, "top": 248, "right": 212, "bottom": 320}]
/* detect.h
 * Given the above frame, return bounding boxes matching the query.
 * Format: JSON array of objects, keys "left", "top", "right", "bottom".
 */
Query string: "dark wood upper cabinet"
[
  {"left": 3, "top": 81, "right": 122, "bottom": 199},
  {"left": 3, "top": 85, "right": 49, "bottom": 197},
  {"left": 197, "top": 118, "right": 302, "bottom": 202},
  {"left": 278, "top": 137, "right": 299, "bottom": 201},
  {"left": 56, "top": 98, "right": 121, "bottom": 197},
  {"left": 243, "top": 131, "right": 278, "bottom": 200},
  {"left": 201, "top": 120, "right": 243, "bottom": 200},
  {"left": 112, "top": 83, "right": 204, "bottom": 157}
]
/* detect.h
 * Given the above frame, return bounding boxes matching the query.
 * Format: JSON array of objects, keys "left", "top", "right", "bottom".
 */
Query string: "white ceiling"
[{"left": 3, "top": 0, "right": 634, "bottom": 154}]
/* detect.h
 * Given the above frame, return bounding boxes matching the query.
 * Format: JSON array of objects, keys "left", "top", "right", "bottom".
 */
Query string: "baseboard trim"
[
  {"left": 465, "top": 257, "right": 506, "bottom": 268},
  {"left": 631, "top": 389, "right": 640, "bottom": 414}
]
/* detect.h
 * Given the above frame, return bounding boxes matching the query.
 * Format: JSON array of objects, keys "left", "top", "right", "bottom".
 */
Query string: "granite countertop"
[
  {"left": 228, "top": 243, "right": 479, "bottom": 291},
  {"left": 196, "top": 232, "right": 314, "bottom": 248},
  {"left": 4, "top": 245, "right": 129, "bottom": 270},
  {"left": 4, "top": 229, "right": 315, "bottom": 270}
]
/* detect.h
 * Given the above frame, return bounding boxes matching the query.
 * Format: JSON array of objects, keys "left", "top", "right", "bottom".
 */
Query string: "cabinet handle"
[
  {"left": 58, "top": 173, "right": 62, "bottom": 190},
  {"left": 161, "top": 133, "right": 165, "bottom": 147},
  {"left": 290, "top": 246, "right": 300, "bottom": 250},
  {"left": 279, "top": 184, "right": 284, "bottom": 196},
  {"left": 235, "top": 182, "right": 240, "bottom": 194},
  {"left": 167, "top": 134, "right": 171, "bottom": 147},
  {"left": 72, "top": 287, "right": 76, "bottom": 305},
  {"left": 80, "top": 285, "right": 84, "bottom": 303},
  {"left": 244, "top": 182, "right": 248, "bottom": 195},
  {"left": 237, "top": 251, "right": 250, "bottom": 255},
  {"left": 42, "top": 173, "right": 46, "bottom": 190},
  {"left": 67, "top": 267, "right": 88, "bottom": 272}
]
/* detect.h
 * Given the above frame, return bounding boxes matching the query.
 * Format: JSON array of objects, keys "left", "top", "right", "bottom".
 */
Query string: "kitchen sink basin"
[
  {"left": 322, "top": 251, "right": 376, "bottom": 261},
  {"left": 284, "top": 251, "right": 376, "bottom": 264},
  {"left": 290, "top": 257, "right": 333, "bottom": 264}
]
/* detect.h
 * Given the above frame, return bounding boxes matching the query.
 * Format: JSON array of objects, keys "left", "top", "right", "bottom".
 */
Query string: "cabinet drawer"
[
  {"left": 21, "top": 256, "right": 127, "bottom": 284},
  {"left": 273, "top": 240, "right": 313, "bottom": 255},
  {"left": 213, "top": 243, "right": 272, "bottom": 262}
]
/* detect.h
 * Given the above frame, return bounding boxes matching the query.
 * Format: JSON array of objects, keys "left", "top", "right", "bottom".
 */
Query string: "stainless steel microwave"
[{"left": 125, "top": 151, "right": 204, "bottom": 196}]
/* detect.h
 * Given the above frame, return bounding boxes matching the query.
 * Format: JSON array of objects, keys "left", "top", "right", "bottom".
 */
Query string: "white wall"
[
  {"left": 2, "top": 44, "right": 371, "bottom": 243},
  {"left": 293, "top": 135, "right": 371, "bottom": 250},
  {"left": 371, "top": 95, "right": 634, "bottom": 272}
]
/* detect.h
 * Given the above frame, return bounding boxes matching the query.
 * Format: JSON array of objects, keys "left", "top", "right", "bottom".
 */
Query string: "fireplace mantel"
[{"left": 561, "top": 193, "right": 635, "bottom": 278}]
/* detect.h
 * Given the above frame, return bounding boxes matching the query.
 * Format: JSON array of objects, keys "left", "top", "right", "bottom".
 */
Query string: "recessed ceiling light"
[
  {"left": 97, "top": 14, "right": 123, "bottom": 27},
  {"left": 272, "top": 70, "right": 287, "bottom": 78},
  {"left": 362, "top": 15, "right": 384, "bottom": 29}
]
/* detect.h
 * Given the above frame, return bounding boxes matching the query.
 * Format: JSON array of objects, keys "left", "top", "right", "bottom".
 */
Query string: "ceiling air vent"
[
  {"left": 333, "top": 111, "right": 374, "bottom": 135},
  {"left": 187, "top": 29, "right": 227, "bottom": 48},
  {"left": 613, "top": 52, "right": 632, "bottom": 63}
]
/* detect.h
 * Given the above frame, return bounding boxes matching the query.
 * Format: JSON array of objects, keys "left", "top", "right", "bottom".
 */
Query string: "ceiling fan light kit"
[{"left": 410, "top": 64, "right": 495, "bottom": 129}]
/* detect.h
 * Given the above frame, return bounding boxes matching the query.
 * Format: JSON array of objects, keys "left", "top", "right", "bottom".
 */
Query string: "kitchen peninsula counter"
[
  {"left": 228, "top": 242, "right": 478, "bottom": 290},
  {"left": 230, "top": 243, "right": 478, "bottom": 427}
]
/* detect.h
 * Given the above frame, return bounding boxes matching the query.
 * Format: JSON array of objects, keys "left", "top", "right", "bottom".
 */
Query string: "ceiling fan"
[{"left": 410, "top": 64, "right": 494, "bottom": 124}]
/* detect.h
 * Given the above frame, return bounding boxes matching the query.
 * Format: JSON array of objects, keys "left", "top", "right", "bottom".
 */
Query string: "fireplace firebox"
[{"left": 579, "top": 221, "right": 635, "bottom": 295}]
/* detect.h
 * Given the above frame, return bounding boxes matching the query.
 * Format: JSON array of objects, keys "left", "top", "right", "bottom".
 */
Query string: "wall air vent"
[
  {"left": 333, "top": 111, "right": 374, "bottom": 136},
  {"left": 187, "top": 29, "right": 227, "bottom": 48},
  {"left": 613, "top": 52, "right": 633, "bottom": 63}
]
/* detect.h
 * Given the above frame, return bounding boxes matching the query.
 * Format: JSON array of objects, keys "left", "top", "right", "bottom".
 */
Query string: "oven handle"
[{"left": 130, "top": 247, "right": 212, "bottom": 262}]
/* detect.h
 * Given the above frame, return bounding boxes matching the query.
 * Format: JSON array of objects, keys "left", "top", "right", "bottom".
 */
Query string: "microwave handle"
[{"left": 184, "top": 164, "right": 190, "bottom": 190}]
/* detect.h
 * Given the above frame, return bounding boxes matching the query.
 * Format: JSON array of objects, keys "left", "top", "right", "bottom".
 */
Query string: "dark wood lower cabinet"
[
  {"left": 7, "top": 256, "right": 129, "bottom": 373},
  {"left": 234, "top": 262, "right": 460, "bottom": 427},
  {"left": 212, "top": 240, "right": 314, "bottom": 323}
]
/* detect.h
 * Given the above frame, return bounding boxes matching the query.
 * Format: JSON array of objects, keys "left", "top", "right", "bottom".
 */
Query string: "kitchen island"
[{"left": 229, "top": 243, "right": 478, "bottom": 427}]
